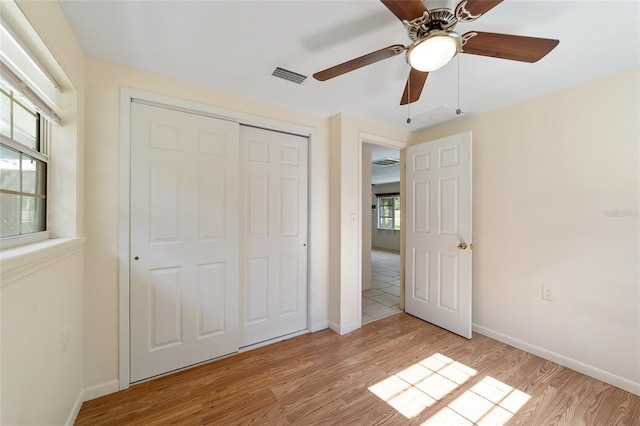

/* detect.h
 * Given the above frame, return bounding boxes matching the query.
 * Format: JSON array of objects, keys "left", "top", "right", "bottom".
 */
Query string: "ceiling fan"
[{"left": 313, "top": 0, "right": 559, "bottom": 105}]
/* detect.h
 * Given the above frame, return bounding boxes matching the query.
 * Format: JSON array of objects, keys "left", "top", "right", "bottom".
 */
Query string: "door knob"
[{"left": 457, "top": 242, "right": 468, "bottom": 250}]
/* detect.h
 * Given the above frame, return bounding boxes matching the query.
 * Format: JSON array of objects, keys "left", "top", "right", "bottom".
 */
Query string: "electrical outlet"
[
  {"left": 62, "top": 326, "right": 69, "bottom": 353},
  {"left": 542, "top": 286, "right": 553, "bottom": 301}
]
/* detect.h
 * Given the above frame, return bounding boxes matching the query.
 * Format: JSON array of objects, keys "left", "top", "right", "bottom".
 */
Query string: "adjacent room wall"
[
  {"left": 362, "top": 148, "right": 372, "bottom": 291},
  {"left": 411, "top": 67, "right": 640, "bottom": 393},
  {"left": 371, "top": 182, "right": 401, "bottom": 251}
]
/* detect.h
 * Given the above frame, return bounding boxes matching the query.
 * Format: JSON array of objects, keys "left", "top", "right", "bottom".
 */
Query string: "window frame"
[
  {"left": 0, "top": 0, "right": 79, "bottom": 257},
  {"left": 1, "top": 82, "right": 49, "bottom": 244},
  {"left": 377, "top": 193, "right": 401, "bottom": 231}
]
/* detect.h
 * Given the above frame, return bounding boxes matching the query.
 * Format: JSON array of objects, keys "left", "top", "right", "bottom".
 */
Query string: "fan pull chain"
[
  {"left": 406, "top": 74, "right": 411, "bottom": 124},
  {"left": 456, "top": 57, "right": 462, "bottom": 115}
]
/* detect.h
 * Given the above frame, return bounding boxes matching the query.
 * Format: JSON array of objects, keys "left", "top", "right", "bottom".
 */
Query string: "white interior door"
[
  {"left": 240, "top": 126, "right": 308, "bottom": 347},
  {"left": 405, "top": 132, "right": 472, "bottom": 338},
  {"left": 130, "top": 102, "right": 240, "bottom": 382}
]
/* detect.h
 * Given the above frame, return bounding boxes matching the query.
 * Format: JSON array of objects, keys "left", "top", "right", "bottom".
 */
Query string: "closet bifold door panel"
[
  {"left": 129, "top": 102, "right": 240, "bottom": 383},
  {"left": 239, "top": 126, "right": 309, "bottom": 347}
]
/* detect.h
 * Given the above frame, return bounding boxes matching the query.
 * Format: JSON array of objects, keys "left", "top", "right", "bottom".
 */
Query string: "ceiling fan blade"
[
  {"left": 400, "top": 68, "right": 428, "bottom": 105},
  {"left": 456, "top": 0, "right": 503, "bottom": 20},
  {"left": 462, "top": 31, "right": 559, "bottom": 63},
  {"left": 380, "top": 0, "right": 427, "bottom": 22},
  {"left": 313, "top": 44, "right": 405, "bottom": 81}
]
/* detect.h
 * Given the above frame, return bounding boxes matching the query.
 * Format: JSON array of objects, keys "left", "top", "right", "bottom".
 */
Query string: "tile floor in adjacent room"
[{"left": 362, "top": 248, "right": 402, "bottom": 324}]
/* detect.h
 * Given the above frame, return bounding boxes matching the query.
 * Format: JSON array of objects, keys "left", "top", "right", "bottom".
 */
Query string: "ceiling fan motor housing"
[{"left": 404, "top": 9, "right": 458, "bottom": 41}]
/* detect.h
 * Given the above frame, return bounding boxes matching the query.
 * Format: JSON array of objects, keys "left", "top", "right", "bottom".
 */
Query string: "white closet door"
[
  {"left": 130, "top": 102, "right": 240, "bottom": 382},
  {"left": 240, "top": 126, "right": 308, "bottom": 347}
]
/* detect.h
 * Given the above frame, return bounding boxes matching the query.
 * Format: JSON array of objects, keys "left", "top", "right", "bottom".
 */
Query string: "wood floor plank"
[{"left": 75, "top": 314, "right": 640, "bottom": 425}]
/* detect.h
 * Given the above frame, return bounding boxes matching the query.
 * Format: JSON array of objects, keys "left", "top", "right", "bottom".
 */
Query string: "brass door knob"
[{"left": 457, "top": 242, "right": 468, "bottom": 250}]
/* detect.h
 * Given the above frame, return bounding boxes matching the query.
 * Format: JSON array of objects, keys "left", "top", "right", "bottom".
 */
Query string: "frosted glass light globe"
[{"left": 407, "top": 31, "right": 461, "bottom": 72}]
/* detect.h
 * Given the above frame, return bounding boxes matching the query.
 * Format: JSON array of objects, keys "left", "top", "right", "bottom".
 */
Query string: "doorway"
[{"left": 362, "top": 143, "right": 402, "bottom": 324}]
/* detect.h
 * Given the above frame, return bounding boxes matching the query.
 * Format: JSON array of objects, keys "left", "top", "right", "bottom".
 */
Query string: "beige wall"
[
  {"left": 1, "top": 0, "right": 87, "bottom": 424},
  {"left": 330, "top": 114, "right": 410, "bottom": 333},
  {"left": 1, "top": 244, "right": 84, "bottom": 425},
  {"left": 411, "top": 67, "right": 640, "bottom": 391},
  {"left": 328, "top": 115, "right": 343, "bottom": 326}
]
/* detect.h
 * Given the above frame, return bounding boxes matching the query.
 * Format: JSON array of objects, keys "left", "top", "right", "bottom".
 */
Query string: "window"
[
  {"left": 0, "top": 80, "right": 48, "bottom": 238},
  {"left": 377, "top": 194, "right": 400, "bottom": 230}
]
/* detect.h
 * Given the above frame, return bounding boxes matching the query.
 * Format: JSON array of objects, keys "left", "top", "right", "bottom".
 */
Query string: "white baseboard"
[
  {"left": 64, "top": 391, "right": 84, "bottom": 426},
  {"left": 310, "top": 320, "right": 329, "bottom": 332},
  {"left": 82, "top": 379, "right": 120, "bottom": 402},
  {"left": 328, "top": 320, "right": 360, "bottom": 335},
  {"left": 64, "top": 380, "right": 120, "bottom": 426},
  {"left": 473, "top": 324, "right": 640, "bottom": 396}
]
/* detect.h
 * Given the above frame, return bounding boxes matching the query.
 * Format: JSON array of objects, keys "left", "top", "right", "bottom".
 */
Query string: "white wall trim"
[
  {"left": 83, "top": 380, "right": 121, "bottom": 402},
  {"left": 65, "top": 380, "right": 121, "bottom": 426},
  {"left": 360, "top": 132, "right": 407, "bottom": 150},
  {"left": 0, "top": 237, "right": 85, "bottom": 287},
  {"left": 305, "top": 133, "right": 316, "bottom": 339},
  {"left": 329, "top": 320, "right": 360, "bottom": 336},
  {"left": 118, "top": 90, "right": 131, "bottom": 390},
  {"left": 64, "top": 392, "right": 84, "bottom": 426},
  {"left": 473, "top": 323, "right": 640, "bottom": 396},
  {"left": 341, "top": 320, "right": 361, "bottom": 335},
  {"left": 118, "top": 87, "right": 317, "bottom": 391},
  {"left": 311, "top": 320, "right": 329, "bottom": 333},
  {"left": 124, "top": 88, "right": 315, "bottom": 136}
]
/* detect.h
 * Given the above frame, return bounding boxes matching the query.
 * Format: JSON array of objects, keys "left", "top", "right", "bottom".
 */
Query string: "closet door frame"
[{"left": 118, "top": 88, "right": 315, "bottom": 390}]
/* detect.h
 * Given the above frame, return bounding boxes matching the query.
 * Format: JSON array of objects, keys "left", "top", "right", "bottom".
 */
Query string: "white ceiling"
[
  {"left": 58, "top": 0, "right": 640, "bottom": 131},
  {"left": 364, "top": 142, "right": 400, "bottom": 185}
]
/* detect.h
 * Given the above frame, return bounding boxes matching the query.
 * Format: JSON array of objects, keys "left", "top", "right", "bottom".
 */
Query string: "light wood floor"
[{"left": 76, "top": 314, "right": 639, "bottom": 425}]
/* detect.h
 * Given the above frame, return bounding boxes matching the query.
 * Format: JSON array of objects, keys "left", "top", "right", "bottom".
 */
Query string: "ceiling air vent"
[
  {"left": 372, "top": 158, "right": 400, "bottom": 167},
  {"left": 272, "top": 67, "right": 307, "bottom": 84}
]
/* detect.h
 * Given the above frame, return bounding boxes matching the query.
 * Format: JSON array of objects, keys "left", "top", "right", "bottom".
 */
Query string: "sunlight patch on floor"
[
  {"left": 421, "top": 376, "right": 531, "bottom": 425},
  {"left": 369, "top": 353, "right": 531, "bottom": 424},
  {"left": 368, "top": 353, "right": 477, "bottom": 419}
]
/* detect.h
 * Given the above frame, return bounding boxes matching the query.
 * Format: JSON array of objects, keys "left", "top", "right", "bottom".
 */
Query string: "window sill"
[{"left": 0, "top": 236, "right": 85, "bottom": 288}]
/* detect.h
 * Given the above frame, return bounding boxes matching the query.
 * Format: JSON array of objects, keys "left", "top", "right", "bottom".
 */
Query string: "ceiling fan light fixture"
[{"left": 407, "top": 30, "right": 462, "bottom": 72}]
